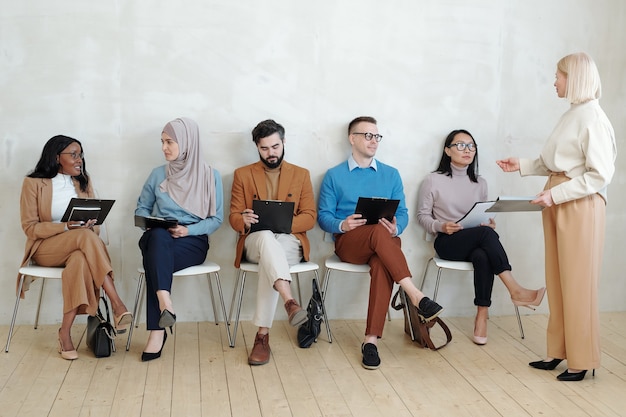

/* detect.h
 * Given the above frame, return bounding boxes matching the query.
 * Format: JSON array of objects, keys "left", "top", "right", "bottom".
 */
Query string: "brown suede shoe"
[
  {"left": 285, "top": 299, "right": 307, "bottom": 327},
  {"left": 248, "top": 332, "right": 271, "bottom": 365}
]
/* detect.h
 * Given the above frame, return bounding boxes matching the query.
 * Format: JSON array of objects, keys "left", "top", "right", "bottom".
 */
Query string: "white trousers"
[{"left": 244, "top": 231, "right": 303, "bottom": 328}]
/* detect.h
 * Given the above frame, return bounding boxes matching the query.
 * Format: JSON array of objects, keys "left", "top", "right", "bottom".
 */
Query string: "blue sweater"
[
  {"left": 135, "top": 165, "right": 224, "bottom": 236},
  {"left": 318, "top": 159, "right": 408, "bottom": 235}
]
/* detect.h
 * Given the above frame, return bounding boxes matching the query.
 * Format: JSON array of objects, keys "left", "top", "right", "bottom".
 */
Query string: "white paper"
[{"left": 456, "top": 201, "right": 496, "bottom": 228}]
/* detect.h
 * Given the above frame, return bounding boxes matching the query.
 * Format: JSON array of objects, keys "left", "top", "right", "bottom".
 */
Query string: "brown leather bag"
[{"left": 391, "top": 288, "right": 452, "bottom": 350}]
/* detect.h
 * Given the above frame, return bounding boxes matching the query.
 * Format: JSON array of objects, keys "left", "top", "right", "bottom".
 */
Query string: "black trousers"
[
  {"left": 139, "top": 228, "right": 209, "bottom": 330},
  {"left": 434, "top": 226, "right": 511, "bottom": 307}
]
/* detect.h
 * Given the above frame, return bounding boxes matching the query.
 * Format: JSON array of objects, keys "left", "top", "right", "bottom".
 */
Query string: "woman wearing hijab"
[
  {"left": 20, "top": 135, "right": 132, "bottom": 360},
  {"left": 135, "top": 117, "right": 224, "bottom": 361}
]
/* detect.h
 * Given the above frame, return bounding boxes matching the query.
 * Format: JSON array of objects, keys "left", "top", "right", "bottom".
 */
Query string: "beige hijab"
[{"left": 159, "top": 117, "right": 217, "bottom": 219}]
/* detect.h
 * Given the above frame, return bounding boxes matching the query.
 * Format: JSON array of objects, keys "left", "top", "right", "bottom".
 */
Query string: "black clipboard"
[
  {"left": 355, "top": 197, "right": 400, "bottom": 224},
  {"left": 250, "top": 200, "right": 295, "bottom": 234},
  {"left": 134, "top": 215, "right": 179, "bottom": 229},
  {"left": 61, "top": 198, "right": 115, "bottom": 225}
]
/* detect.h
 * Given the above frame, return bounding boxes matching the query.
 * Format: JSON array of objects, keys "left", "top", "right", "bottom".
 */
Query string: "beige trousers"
[
  {"left": 244, "top": 231, "right": 303, "bottom": 328},
  {"left": 32, "top": 229, "right": 112, "bottom": 315},
  {"left": 542, "top": 173, "right": 604, "bottom": 370}
]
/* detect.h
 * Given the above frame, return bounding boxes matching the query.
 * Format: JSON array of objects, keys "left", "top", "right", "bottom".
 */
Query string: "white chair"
[
  {"left": 5, "top": 265, "right": 65, "bottom": 352},
  {"left": 227, "top": 260, "right": 321, "bottom": 347},
  {"left": 125, "top": 260, "right": 231, "bottom": 350},
  {"left": 320, "top": 254, "right": 394, "bottom": 343},
  {"left": 418, "top": 256, "right": 525, "bottom": 339}
]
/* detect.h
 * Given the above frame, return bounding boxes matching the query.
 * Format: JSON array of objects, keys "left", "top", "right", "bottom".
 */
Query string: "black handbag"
[
  {"left": 86, "top": 296, "right": 116, "bottom": 358},
  {"left": 391, "top": 288, "right": 452, "bottom": 350},
  {"left": 297, "top": 279, "right": 324, "bottom": 348}
]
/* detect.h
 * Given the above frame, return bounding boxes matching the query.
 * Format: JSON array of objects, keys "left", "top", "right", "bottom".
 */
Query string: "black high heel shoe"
[
  {"left": 529, "top": 358, "right": 563, "bottom": 370},
  {"left": 158, "top": 309, "right": 176, "bottom": 333},
  {"left": 141, "top": 331, "right": 167, "bottom": 362},
  {"left": 557, "top": 369, "right": 595, "bottom": 381}
]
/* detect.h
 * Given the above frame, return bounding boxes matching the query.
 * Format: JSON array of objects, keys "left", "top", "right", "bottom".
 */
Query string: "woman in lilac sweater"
[{"left": 417, "top": 129, "right": 545, "bottom": 345}]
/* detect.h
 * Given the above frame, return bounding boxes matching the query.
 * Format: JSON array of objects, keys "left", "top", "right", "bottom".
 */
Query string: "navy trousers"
[
  {"left": 139, "top": 228, "right": 209, "bottom": 330},
  {"left": 434, "top": 226, "right": 511, "bottom": 307}
]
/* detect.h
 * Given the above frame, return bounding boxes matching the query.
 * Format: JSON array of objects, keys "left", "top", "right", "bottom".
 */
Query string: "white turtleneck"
[
  {"left": 51, "top": 173, "right": 78, "bottom": 222},
  {"left": 416, "top": 164, "right": 488, "bottom": 235}
]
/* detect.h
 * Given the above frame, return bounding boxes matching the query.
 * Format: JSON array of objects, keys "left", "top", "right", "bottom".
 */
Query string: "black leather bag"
[
  {"left": 297, "top": 279, "right": 324, "bottom": 348},
  {"left": 391, "top": 288, "right": 452, "bottom": 350},
  {"left": 86, "top": 296, "right": 116, "bottom": 358}
]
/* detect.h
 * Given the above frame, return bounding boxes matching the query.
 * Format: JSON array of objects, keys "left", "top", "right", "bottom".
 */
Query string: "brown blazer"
[
  {"left": 229, "top": 160, "right": 316, "bottom": 268},
  {"left": 18, "top": 176, "right": 94, "bottom": 297}
]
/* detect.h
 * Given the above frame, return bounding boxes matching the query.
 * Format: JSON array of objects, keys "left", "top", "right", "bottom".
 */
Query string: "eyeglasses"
[
  {"left": 352, "top": 132, "right": 383, "bottom": 142},
  {"left": 448, "top": 142, "right": 476, "bottom": 152},
  {"left": 59, "top": 152, "right": 84, "bottom": 160}
]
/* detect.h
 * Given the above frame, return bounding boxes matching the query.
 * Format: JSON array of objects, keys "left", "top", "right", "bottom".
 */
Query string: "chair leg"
[
  {"left": 5, "top": 275, "right": 26, "bottom": 352},
  {"left": 126, "top": 273, "right": 145, "bottom": 351},
  {"left": 320, "top": 268, "right": 333, "bottom": 343},
  {"left": 514, "top": 305, "right": 525, "bottom": 339},
  {"left": 227, "top": 269, "right": 241, "bottom": 326},
  {"left": 227, "top": 270, "right": 247, "bottom": 348},
  {"left": 432, "top": 268, "right": 443, "bottom": 302},
  {"left": 209, "top": 271, "right": 233, "bottom": 347},
  {"left": 419, "top": 258, "right": 434, "bottom": 291},
  {"left": 293, "top": 273, "right": 302, "bottom": 305},
  {"left": 34, "top": 278, "right": 47, "bottom": 329},
  {"left": 206, "top": 273, "right": 219, "bottom": 324}
]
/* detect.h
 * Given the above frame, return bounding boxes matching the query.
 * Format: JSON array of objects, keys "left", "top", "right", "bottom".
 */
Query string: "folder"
[
  {"left": 355, "top": 197, "right": 400, "bottom": 225},
  {"left": 485, "top": 196, "right": 544, "bottom": 213},
  {"left": 134, "top": 215, "right": 179, "bottom": 229},
  {"left": 250, "top": 200, "right": 295, "bottom": 234},
  {"left": 61, "top": 198, "right": 115, "bottom": 225}
]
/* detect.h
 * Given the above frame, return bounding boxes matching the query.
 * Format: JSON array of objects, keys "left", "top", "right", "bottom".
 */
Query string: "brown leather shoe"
[
  {"left": 248, "top": 332, "right": 270, "bottom": 365},
  {"left": 285, "top": 299, "right": 307, "bottom": 327}
]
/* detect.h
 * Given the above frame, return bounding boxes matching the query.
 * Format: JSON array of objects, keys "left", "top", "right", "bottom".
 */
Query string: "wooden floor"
[{"left": 1, "top": 312, "right": 625, "bottom": 417}]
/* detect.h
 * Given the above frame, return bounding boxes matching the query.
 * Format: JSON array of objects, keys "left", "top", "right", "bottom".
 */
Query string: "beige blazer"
[{"left": 18, "top": 176, "right": 94, "bottom": 297}]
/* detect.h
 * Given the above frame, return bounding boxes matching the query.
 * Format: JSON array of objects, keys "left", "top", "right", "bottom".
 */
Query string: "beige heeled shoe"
[
  {"left": 472, "top": 316, "right": 488, "bottom": 345},
  {"left": 58, "top": 329, "right": 78, "bottom": 360},
  {"left": 512, "top": 287, "right": 546, "bottom": 310}
]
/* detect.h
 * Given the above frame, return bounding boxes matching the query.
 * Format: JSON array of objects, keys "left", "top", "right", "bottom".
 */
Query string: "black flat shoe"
[
  {"left": 557, "top": 369, "right": 594, "bottom": 381},
  {"left": 158, "top": 309, "right": 176, "bottom": 332},
  {"left": 529, "top": 358, "right": 563, "bottom": 370},
  {"left": 141, "top": 331, "right": 167, "bottom": 362}
]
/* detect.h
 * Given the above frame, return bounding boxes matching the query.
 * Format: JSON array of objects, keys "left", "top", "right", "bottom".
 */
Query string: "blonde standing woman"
[{"left": 497, "top": 52, "right": 616, "bottom": 381}]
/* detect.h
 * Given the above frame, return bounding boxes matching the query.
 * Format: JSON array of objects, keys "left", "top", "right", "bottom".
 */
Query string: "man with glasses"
[
  {"left": 229, "top": 119, "right": 316, "bottom": 366},
  {"left": 318, "top": 116, "right": 443, "bottom": 370}
]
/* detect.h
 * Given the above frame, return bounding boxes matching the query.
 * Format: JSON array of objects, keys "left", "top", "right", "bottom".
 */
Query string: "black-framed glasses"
[
  {"left": 448, "top": 142, "right": 476, "bottom": 152},
  {"left": 352, "top": 132, "right": 383, "bottom": 142},
  {"left": 59, "top": 152, "right": 84, "bottom": 160}
]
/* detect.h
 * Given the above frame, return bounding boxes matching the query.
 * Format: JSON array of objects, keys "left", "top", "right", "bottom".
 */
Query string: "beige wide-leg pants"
[{"left": 542, "top": 173, "right": 605, "bottom": 370}]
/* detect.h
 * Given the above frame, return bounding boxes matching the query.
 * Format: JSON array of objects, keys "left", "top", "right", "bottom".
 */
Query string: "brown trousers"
[
  {"left": 31, "top": 229, "right": 112, "bottom": 316},
  {"left": 335, "top": 224, "right": 412, "bottom": 337},
  {"left": 543, "top": 174, "right": 604, "bottom": 370}
]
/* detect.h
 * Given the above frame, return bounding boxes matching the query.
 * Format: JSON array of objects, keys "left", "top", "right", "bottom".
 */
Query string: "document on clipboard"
[
  {"left": 250, "top": 200, "right": 295, "bottom": 234},
  {"left": 61, "top": 198, "right": 115, "bottom": 225},
  {"left": 485, "top": 196, "right": 543, "bottom": 213},
  {"left": 355, "top": 197, "right": 400, "bottom": 225},
  {"left": 134, "top": 215, "right": 179, "bottom": 229}
]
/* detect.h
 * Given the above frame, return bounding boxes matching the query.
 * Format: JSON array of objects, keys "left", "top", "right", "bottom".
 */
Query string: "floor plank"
[{"left": 1, "top": 312, "right": 625, "bottom": 416}]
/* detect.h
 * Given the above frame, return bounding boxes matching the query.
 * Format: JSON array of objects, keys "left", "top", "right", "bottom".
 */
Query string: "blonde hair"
[{"left": 557, "top": 52, "right": 602, "bottom": 104}]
